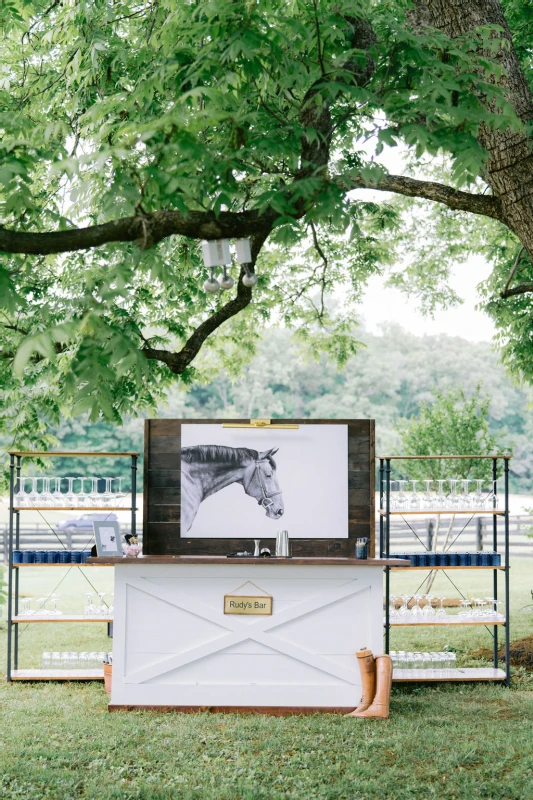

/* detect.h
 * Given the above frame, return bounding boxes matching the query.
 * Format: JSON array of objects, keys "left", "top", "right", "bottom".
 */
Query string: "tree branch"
[
  {"left": 500, "top": 282, "right": 533, "bottom": 299},
  {"left": 0, "top": 208, "right": 278, "bottom": 256},
  {"left": 142, "top": 233, "right": 267, "bottom": 375},
  {"left": 345, "top": 173, "right": 504, "bottom": 220},
  {"left": 501, "top": 245, "right": 526, "bottom": 298}
]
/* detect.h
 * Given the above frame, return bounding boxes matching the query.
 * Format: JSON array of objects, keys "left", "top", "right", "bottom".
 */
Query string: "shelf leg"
[
  {"left": 384, "top": 459, "right": 391, "bottom": 654},
  {"left": 14, "top": 458, "right": 21, "bottom": 671},
  {"left": 379, "top": 460, "right": 384, "bottom": 557},
  {"left": 6, "top": 455, "right": 15, "bottom": 682},
  {"left": 504, "top": 459, "right": 510, "bottom": 687},
  {"left": 492, "top": 458, "right": 498, "bottom": 670},
  {"left": 131, "top": 455, "right": 137, "bottom": 540}
]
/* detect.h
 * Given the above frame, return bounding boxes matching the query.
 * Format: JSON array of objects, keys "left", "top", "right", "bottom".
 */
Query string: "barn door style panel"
[{"left": 143, "top": 419, "right": 375, "bottom": 556}]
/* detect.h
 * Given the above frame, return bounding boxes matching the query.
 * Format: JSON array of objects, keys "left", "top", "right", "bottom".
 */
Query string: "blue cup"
[
  {"left": 57, "top": 551, "right": 71, "bottom": 564},
  {"left": 45, "top": 551, "right": 58, "bottom": 564},
  {"left": 409, "top": 553, "right": 419, "bottom": 567},
  {"left": 480, "top": 552, "right": 491, "bottom": 566},
  {"left": 491, "top": 552, "right": 501, "bottom": 566},
  {"left": 80, "top": 552, "right": 90, "bottom": 563},
  {"left": 427, "top": 552, "right": 438, "bottom": 567},
  {"left": 438, "top": 552, "right": 449, "bottom": 567},
  {"left": 34, "top": 551, "right": 47, "bottom": 564},
  {"left": 22, "top": 551, "right": 35, "bottom": 564},
  {"left": 71, "top": 551, "right": 83, "bottom": 564},
  {"left": 12, "top": 550, "right": 23, "bottom": 564},
  {"left": 418, "top": 553, "right": 429, "bottom": 567},
  {"left": 458, "top": 552, "right": 470, "bottom": 566},
  {"left": 470, "top": 552, "right": 480, "bottom": 566},
  {"left": 448, "top": 553, "right": 459, "bottom": 566}
]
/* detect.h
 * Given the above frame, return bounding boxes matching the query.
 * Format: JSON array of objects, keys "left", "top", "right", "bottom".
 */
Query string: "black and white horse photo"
[{"left": 181, "top": 445, "right": 284, "bottom": 532}]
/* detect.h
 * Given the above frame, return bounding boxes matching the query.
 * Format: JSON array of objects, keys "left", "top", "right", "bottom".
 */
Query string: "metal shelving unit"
[
  {"left": 379, "top": 454, "right": 511, "bottom": 686},
  {"left": 6, "top": 450, "right": 138, "bottom": 682}
]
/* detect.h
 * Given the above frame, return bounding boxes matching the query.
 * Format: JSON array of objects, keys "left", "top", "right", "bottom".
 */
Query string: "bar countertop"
[{"left": 87, "top": 555, "right": 410, "bottom": 566}]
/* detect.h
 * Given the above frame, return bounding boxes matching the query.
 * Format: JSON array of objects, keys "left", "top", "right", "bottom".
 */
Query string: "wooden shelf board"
[
  {"left": 14, "top": 563, "right": 113, "bottom": 568},
  {"left": 13, "top": 506, "right": 133, "bottom": 511},
  {"left": 393, "top": 668, "right": 506, "bottom": 682},
  {"left": 12, "top": 615, "right": 113, "bottom": 623},
  {"left": 378, "top": 455, "right": 511, "bottom": 460},
  {"left": 10, "top": 669, "right": 104, "bottom": 681},
  {"left": 378, "top": 510, "right": 504, "bottom": 516},
  {"left": 390, "top": 565, "right": 506, "bottom": 571},
  {"left": 8, "top": 451, "right": 139, "bottom": 457},
  {"left": 389, "top": 619, "right": 505, "bottom": 627}
]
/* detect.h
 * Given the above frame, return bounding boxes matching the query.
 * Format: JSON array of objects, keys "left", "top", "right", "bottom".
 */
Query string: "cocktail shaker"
[{"left": 276, "top": 530, "right": 290, "bottom": 558}]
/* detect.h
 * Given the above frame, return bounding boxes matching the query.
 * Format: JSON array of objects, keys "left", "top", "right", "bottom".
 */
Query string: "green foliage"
[
  {"left": 0, "top": 0, "right": 524, "bottom": 431},
  {"left": 396, "top": 385, "right": 510, "bottom": 481}
]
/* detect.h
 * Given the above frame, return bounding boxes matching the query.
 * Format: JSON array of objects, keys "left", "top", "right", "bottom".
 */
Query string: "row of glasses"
[
  {"left": 390, "top": 594, "right": 449, "bottom": 620},
  {"left": 42, "top": 651, "right": 110, "bottom": 669},
  {"left": 383, "top": 479, "right": 499, "bottom": 512},
  {"left": 84, "top": 592, "right": 113, "bottom": 617},
  {"left": 14, "top": 476, "right": 125, "bottom": 508},
  {"left": 390, "top": 651, "right": 457, "bottom": 673},
  {"left": 20, "top": 594, "right": 61, "bottom": 616},
  {"left": 458, "top": 597, "right": 505, "bottom": 621}
]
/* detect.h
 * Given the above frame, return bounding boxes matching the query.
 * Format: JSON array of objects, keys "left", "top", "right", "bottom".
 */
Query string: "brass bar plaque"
[{"left": 224, "top": 595, "right": 273, "bottom": 615}]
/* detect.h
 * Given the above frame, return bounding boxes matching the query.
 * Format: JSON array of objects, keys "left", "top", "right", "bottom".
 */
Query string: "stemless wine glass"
[
  {"left": 422, "top": 480, "right": 433, "bottom": 510},
  {"left": 42, "top": 652, "right": 52, "bottom": 669},
  {"left": 14, "top": 476, "right": 30, "bottom": 508},
  {"left": 409, "top": 480, "right": 421, "bottom": 510},
  {"left": 64, "top": 477, "right": 77, "bottom": 507},
  {"left": 77, "top": 477, "right": 89, "bottom": 507},
  {"left": 51, "top": 651, "right": 62, "bottom": 668},
  {"left": 52, "top": 477, "right": 65, "bottom": 507}
]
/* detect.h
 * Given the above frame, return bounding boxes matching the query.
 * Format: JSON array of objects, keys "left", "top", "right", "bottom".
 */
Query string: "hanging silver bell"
[
  {"left": 203, "top": 267, "right": 220, "bottom": 293},
  {"left": 242, "top": 268, "right": 258, "bottom": 287},
  {"left": 220, "top": 267, "right": 235, "bottom": 290}
]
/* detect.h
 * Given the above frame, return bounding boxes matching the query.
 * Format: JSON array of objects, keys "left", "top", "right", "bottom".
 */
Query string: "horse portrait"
[{"left": 181, "top": 444, "right": 284, "bottom": 532}]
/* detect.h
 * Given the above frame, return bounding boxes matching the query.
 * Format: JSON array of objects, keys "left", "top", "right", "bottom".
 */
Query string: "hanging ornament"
[
  {"left": 242, "top": 265, "right": 258, "bottom": 287},
  {"left": 220, "top": 266, "right": 235, "bottom": 290},
  {"left": 203, "top": 266, "right": 220, "bottom": 293}
]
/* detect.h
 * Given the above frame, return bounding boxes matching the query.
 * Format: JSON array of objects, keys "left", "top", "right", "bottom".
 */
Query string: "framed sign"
[
  {"left": 93, "top": 521, "right": 123, "bottom": 557},
  {"left": 143, "top": 419, "right": 375, "bottom": 557}
]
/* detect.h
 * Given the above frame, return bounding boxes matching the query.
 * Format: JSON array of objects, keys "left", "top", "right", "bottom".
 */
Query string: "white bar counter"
[{"left": 89, "top": 555, "right": 406, "bottom": 714}]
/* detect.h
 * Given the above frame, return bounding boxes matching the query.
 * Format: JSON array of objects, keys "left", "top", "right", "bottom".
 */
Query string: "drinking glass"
[
  {"left": 101, "top": 478, "right": 114, "bottom": 508},
  {"left": 409, "top": 480, "right": 421, "bottom": 510},
  {"left": 88, "top": 477, "right": 100, "bottom": 507},
  {"left": 64, "top": 477, "right": 77, "bottom": 507},
  {"left": 114, "top": 477, "right": 124, "bottom": 505},
  {"left": 84, "top": 592, "right": 97, "bottom": 616},
  {"left": 473, "top": 480, "right": 484, "bottom": 509},
  {"left": 436, "top": 479, "right": 448, "bottom": 509},
  {"left": 51, "top": 651, "right": 62, "bottom": 668},
  {"left": 459, "top": 599, "right": 472, "bottom": 618},
  {"left": 448, "top": 479, "right": 460, "bottom": 509},
  {"left": 15, "top": 477, "right": 30, "bottom": 508},
  {"left": 422, "top": 594, "right": 435, "bottom": 617},
  {"left": 89, "top": 652, "right": 100, "bottom": 669},
  {"left": 67, "top": 652, "right": 79, "bottom": 669},
  {"left": 52, "top": 477, "right": 65, "bottom": 507},
  {"left": 77, "top": 477, "right": 90, "bottom": 507},
  {"left": 389, "top": 594, "right": 400, "bottom": 619},
  {"left": 411, "top": 595, "right": 423, "bottom": 618},
  {"left": 60, "top": 652, "right": 70, "bottom": 670},
  {"left": 21, "top": 598, "right": 34, "bottom": 616},
  {"left": 79, "top": 652, "right": 90, "bottom": 671},
  {"left": 460, "top": 479, "right": 472, "bottom": 510},
  {"left": 399, "top": 595, "right": 411, "bottom": 617},
  {"left": 436, "top": 597, "right": 447, "bottom": 619},
  {"left": 422, "top": 480, "right": 433, "bottom": 510},
  {"left": 49, "top": 593, "right": 62, "bottom": 615},
  {"left": 96, "top": 592, "right": 107, "bottom": 615},
  {"left": 36, "top": 597, "right": 49, "bottom": 616},
  {"left": 396, "top": 481, "right": 408, "bottom": 511},
  {"left": 40, "top": 477, "right": 55, "bottom": 507},
  {"left": 42, "top": 652, "right": 52, "bottom": 669},
  {"left": 28, "top": 477, "right": 40, "bottom": 507},
  {"left": 108, "top": 594, "right": 114, "bottom": 615}
]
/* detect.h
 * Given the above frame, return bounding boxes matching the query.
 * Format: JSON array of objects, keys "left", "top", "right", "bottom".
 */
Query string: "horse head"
[{"left": 243, "top": 447, "right": 284, "bottom": 520}]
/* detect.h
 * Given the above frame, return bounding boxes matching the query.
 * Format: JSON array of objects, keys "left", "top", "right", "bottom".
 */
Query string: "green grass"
[{"left": 0, "top": 560, "right": 532, "bottom": 800}]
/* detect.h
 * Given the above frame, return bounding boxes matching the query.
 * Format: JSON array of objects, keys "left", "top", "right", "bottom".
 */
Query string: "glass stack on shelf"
[
  {"left": 379, "top": 455, "right": 511, "bottom": 686},
  {"left": 6, "top": 450, "right": 139, "bottom": 682}
]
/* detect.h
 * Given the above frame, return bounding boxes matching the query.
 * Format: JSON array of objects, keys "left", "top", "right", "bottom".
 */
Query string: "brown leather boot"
[
  {"left": 345, "top": 648, "right": 376, "bottom": 716},
  {"left": 350, "top": 654, "right": 393, "bottom": 719}
]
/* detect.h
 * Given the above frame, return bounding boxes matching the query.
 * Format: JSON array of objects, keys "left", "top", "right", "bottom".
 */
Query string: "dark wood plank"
[
  {"left": 90, "top": 555, "right": 404, "bottom": 565},
  {"left": 109, "top": 705, "right": 356, "bottom": 715}
]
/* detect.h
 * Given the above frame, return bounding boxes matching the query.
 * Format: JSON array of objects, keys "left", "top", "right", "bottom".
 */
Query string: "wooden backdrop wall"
[{"left": 143, "top": 419, "right": 375, "bottom": 557}]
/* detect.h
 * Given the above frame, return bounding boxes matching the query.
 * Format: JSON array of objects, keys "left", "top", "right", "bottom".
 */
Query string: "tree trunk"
[{"left": 416, "top": 0, "right": 533, "bottom": 258}]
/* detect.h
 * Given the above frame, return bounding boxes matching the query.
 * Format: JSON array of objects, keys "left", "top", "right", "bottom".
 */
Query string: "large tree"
[{"left": 1, "top": 0, "right": 533, "bottom": 443}]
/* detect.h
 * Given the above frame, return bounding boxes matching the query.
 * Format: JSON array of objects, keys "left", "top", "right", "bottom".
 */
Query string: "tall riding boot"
[
  {"left": 351, "top": 654, "right": 393, "bottom": 719},
  {"left": 345, "top": 649, "right": 376, "bottom": 717}
]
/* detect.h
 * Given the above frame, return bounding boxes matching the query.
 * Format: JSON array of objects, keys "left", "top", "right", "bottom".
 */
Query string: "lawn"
[{"left": 0, "top": 560, "right": 532, "bottom": 800}]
